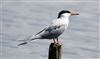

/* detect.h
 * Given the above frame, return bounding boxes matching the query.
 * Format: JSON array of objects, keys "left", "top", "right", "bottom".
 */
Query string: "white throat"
[
  {"left": 58, "top": 14, "right": 69, "bottom": 26},
  {"left": 62, "top": 13, "right": 70, "bottom": 22}
]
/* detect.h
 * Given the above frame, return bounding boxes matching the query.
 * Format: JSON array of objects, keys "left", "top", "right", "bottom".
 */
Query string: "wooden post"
[{"left": 48, "top": 43, "right": 62, "bottom": 59}]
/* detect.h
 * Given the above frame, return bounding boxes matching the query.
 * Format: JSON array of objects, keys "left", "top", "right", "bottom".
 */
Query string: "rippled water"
[{"left": 1, "top": 0, "right": 99, "bottom": 59}]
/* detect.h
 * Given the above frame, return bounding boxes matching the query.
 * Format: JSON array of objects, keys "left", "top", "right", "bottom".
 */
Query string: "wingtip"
[{"left": 18, "top": 42, "right": 28, "bottom": 46}]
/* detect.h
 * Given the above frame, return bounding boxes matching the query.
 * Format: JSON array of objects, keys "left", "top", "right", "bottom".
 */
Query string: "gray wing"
[
  {"left": 45, "top": 24, "right": 65, "bottom": 34},
  {"left": 35, "top": 24, "right": 61, "bottom": 35},
  {"left": 35, "top": 19, "right": 59, "bottom": 36},
  {"left": 35, "top": 24, "right": 65, "bottom": 39}
]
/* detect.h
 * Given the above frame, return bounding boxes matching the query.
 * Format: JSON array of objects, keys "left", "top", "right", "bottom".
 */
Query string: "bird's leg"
[
  {"left": 53, "top": 39, "right": 56, "bottom": 44},
  {"left": 57, "top": 38, "right": 59, "bottom": 44}
]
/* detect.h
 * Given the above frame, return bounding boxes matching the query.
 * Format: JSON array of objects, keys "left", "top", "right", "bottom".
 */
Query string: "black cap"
[{"left": 58, "top": 10, "right": 71, "bottom": 18}]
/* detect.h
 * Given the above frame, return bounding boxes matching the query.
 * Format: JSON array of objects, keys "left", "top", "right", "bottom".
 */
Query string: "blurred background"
[{"left": 1, "top": 0, "right": 99, "bottom": 59}]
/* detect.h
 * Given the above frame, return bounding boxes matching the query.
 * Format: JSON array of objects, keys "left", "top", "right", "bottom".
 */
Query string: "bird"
[{"left": 18, "top": 10, "right": 79, "bottom": 46}]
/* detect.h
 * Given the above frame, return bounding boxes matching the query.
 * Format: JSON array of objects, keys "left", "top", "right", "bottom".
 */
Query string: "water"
[{"left": 1, "top": 0, "right": 99, "bottom": 59}]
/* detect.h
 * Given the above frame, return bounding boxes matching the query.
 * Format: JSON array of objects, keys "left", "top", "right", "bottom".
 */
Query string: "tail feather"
[{"left": 18, "top": 35, "right": 41, "bottom": 46}]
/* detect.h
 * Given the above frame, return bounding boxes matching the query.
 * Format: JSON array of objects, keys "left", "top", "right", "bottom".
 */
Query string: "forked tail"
[{"left": 18, "top": 35, "right": 41, "bottom": 46}]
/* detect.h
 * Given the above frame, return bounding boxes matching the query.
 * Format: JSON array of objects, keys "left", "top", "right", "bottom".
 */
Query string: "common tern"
[{"left": 18, "top": 10, "right": 79, "bottom": 46}]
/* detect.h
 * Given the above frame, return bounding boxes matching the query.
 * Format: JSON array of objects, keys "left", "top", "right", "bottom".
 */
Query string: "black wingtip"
[{"left": 18, "top": 42, "right": 28, "bottom": 46}]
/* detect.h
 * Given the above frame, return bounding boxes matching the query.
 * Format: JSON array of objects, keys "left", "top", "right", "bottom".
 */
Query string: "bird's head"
[{"left": 57, "top": 10, "right": 79, "bottom": 18}]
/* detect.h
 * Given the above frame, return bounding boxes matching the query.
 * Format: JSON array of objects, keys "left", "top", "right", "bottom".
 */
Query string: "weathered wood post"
[{"left": 48, "top": 43, "right": 62, "bottom": 59}]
